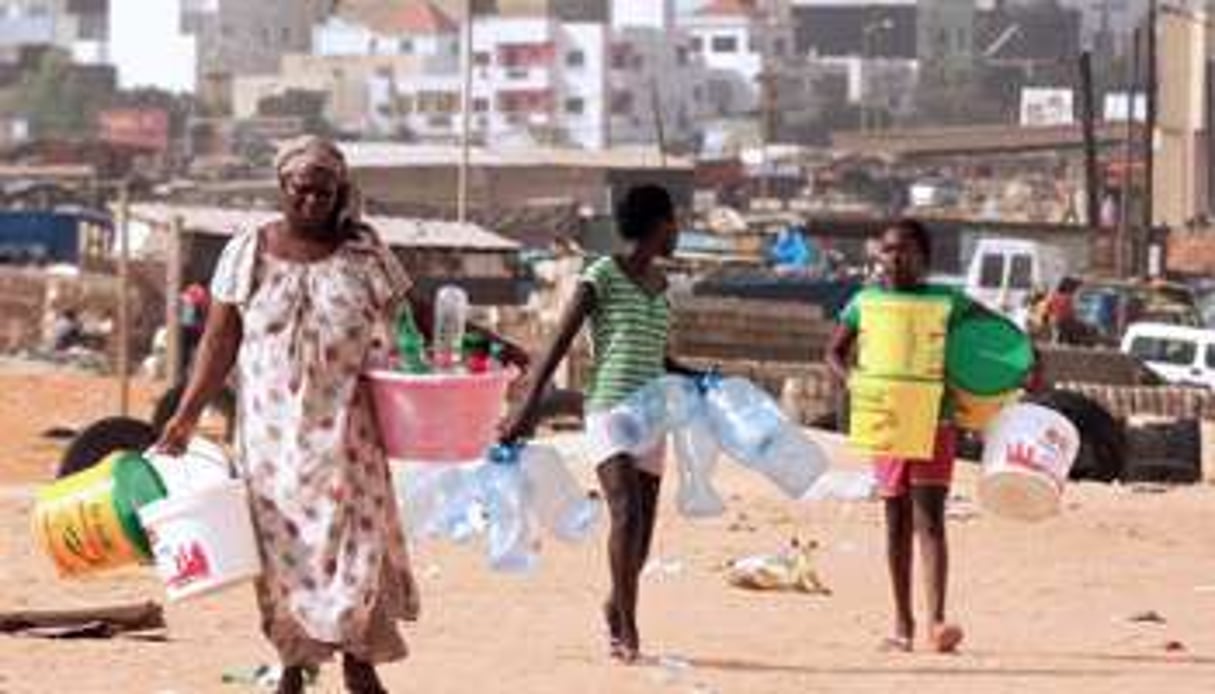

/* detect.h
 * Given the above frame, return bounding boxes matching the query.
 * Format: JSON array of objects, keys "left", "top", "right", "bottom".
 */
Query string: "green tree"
[{"left": 17, "top": 51, "right": 98, "bottom": 139}]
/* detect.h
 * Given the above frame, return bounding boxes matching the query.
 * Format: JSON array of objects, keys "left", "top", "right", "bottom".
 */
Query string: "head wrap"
[{"left": 274, "top": 136, "right": 363, "bottom": 236}]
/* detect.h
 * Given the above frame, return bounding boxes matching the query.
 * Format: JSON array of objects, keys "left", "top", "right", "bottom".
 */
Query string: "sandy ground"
[{"left": 2, "top": 369, "right": 1215, "bottom": 693}]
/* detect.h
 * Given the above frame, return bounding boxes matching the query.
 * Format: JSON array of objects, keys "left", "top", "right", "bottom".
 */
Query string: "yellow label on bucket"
[
  {"left": 849, "top": 375, "right": 942, "bottom": 459},
  {"left": 953, "top": 388, "right": 1018, "bottom": 433},
  {"left": 32, "top": 456, "right": 145, "bottom": 577},
  {"left": 857, "top": 295, "right": 950, "bottom": 380}
]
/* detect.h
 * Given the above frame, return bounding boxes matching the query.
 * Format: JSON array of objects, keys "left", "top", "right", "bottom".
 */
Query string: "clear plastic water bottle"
[
  {"left": 519, "top": 443, "right": 600, "bottom": 542},
  {"left": 398, "top": 465, "right": 480, "bottom": 542},
  {"left": 432, "top": 285, "right": 469, "bottom": 371},
  {"left": 478, "top": 445, "right": 537, "bottom": 573},
  {"left": 606, "top": 375, "right": 698, "bottom": 453},
  {"left": 673, "top": 413, "right": 726, "bottom": 518},
  {"left": 704, "top": 376, "right": 828, "bottom": 499}
]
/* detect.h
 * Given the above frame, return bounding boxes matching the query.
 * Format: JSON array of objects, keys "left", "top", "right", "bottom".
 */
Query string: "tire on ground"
[
  {"left": 1024, "top": 389, "right": 1126, "bottom": 482},
  {"left": 57, "top": 416, "right": 158, "bottom": 478}
]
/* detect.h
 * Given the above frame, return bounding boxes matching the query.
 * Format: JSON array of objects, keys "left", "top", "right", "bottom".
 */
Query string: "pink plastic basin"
[{"left": 365, "top": 368, "right": 515, "bottom": 463}]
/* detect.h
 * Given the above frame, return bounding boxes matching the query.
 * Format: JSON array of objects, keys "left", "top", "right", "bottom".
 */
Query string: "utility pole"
[
  {"left": 457, "top": 0, "right": 474, "bottom": 224},
  {"left": 1118, "top": 28, "right": 1140, "bottom": 277},
  {"left": 1079, "top": 50, "right": 1101, "bottom": 230},
  {"left": 1142, "top": 0, "right": 1158, "bottom": 268},
  {"left": 649, "top": 77, "right": 668, "bottom": 169},
  {"left": 115, "top": 181, "right": 131, "bottom": 418}
]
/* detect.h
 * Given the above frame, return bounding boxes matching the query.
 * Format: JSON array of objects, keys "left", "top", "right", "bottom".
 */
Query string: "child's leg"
[
  {"left": 597, "top": 455, "right": 641, "bottom": 658},
  {"left": 276, "top": 666, "right": 306, "bottom": 694},
  {"left": 631, "top": 470, "right": 661, "bottom": 572},
  {"left": 884, "top": 494, "right": 916, "bottom": 645},
  {"left": 911, "top": 486, "right": 961, "bottom": 652},
  {"left": 911, "top": 486, "right": 948, "bottom": 624},
  {"left": 621, "top": 469, "right": 661, "bottom": 653},
  {"left": 342, "top": 653, "right": 387, "bottom": 694}
]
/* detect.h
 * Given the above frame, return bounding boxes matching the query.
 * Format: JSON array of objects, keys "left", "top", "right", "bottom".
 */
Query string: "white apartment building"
[
  {"left": 289, "top": 0, "right": 705, "bottom": 150},
  {"left": 679, "top": 0, "right": 796, "bottom": 116}
]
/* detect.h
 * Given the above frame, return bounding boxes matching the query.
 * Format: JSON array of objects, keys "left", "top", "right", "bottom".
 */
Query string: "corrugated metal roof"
[
  {"left": 339, "top": 142, "right": 694, "bottom": 171},
  {"left": 129, "top": 203, "right": 520, "bottom": 252}
]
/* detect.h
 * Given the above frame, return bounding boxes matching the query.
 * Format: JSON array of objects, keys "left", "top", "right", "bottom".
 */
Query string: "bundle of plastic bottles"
[
  {"left": 608, "top": 374, "right": 831, "bottom": 516},
  {"left": 395, "top": 443, "right": 602, "bottom": 573},
  {"left": 395, "top": 285, "right": 506, "bottom": 375}
]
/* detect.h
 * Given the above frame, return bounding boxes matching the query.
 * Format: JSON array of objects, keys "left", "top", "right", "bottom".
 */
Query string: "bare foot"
[
  {"left": 878, "top": 635, "right": 913, "bottom": 653},
  {"left": 929, "top": 623, "right": 964, "bottom": 653}
]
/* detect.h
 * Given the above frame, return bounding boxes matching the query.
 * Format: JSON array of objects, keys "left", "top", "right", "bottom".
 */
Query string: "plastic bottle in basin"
[
  {"left": 704, "top": 376, "right": 827, "bottom": 498},
  {"left": 518, "top": 443, "right": 600, "bottom": 542},
  {"left": 673, "top": 413, "right": 726, "bottom": 518},
  {"left": 394, "top": 304, "right": 430, "bottom": 374},
  {"left": 432, "top": 285, "right": 468, "bottom": 371},
  {"left": 478, "top": 446, "right": 537, "bottom": 573}
]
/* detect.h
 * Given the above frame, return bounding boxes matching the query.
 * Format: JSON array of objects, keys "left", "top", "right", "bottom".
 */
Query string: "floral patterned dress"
[{"left": 210, "top": 226, "right": 419, "bottom": 666}]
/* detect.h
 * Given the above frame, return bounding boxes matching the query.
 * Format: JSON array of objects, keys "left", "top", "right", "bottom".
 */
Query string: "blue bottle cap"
[{"left": 488, "top": 443, "right": 521, "bottom": 465}]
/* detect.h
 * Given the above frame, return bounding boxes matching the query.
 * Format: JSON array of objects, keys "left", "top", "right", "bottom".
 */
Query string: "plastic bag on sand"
[
  {"left": 802, "top": 470, "right": 876, "bottom": 502},
  {"left": 726, "top": 540, "right": 831, "bottom": 595}
]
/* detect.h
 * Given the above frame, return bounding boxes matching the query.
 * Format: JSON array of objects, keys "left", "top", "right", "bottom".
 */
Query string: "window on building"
[
  {"left": 611, "top": 45, "right": 629, "bottom": 70},
  {"left": 773, "top": 39, "right": 786, "bottom": 57},
  {"left": 281, "top": 27, "right": 291, "bottom": 44},
  {"left": 677, "top": 46, "right": 689, "bottom": 66},
  {"left": 712, "top": 36, "right": 738, "bottom": 53},
  {"left": 611, "top": 92, "right": 633, "bottom": 116},
  {"left": 400, "top": 39, "right": 414, "bottom": 54},
  {"left": 691, "top": 36, "right": 703, "bottom": 52},
  {"left": 473, "top": 97, "right": 489, "bottom": 112},
  {"left": 474, "top": 51, "right": 491, "bottom": 67},
  {"left": 567, "top": 50, "right": 585, "bottom": 68},
  {"left": 566, "top": 97, "right": 585, "bottom": 114}
]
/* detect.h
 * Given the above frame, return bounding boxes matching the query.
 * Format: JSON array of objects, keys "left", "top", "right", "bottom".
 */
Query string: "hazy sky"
[{"left": 109, "top": 0, "right": 196, "bottom": 93}]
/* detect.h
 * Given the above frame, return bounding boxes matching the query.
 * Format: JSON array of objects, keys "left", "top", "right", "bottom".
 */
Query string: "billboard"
[
  {"left": 98, "top": 108, "right": 170, "bottom": 152},
  {"left": 1019, "top": 88, "right": 1075, "bottom": 127}
]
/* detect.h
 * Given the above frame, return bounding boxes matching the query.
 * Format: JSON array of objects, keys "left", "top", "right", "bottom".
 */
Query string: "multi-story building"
[
  {"left": 679, "top": 0, "right": 796, "bottom": 117},
  {"left": 916, "top": 0, "right": 974, "bottom": 85},
  {"left": 243, "top": 0, "right": 707, "bottom": 150},
  {"left": 0, "top": 0, "right": 109, "bottom": 64},
  {"left": 182, "top": 0, "right": 331, "bottom": 110}
]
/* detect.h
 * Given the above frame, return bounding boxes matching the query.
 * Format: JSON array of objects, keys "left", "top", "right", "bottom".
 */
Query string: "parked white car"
[
  {"left": 965, "top": 237, "right": 1068, "bottom": 327},
  {"left": 1120, "top": 322, "right": 1215, "bottom": 390}
]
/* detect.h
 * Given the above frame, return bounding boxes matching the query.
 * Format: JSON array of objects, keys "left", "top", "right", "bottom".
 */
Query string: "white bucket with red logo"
[
  {"left": 138, "top": 480, "right": 262, "bottom": 602},
  {"left": 977, "top": 403, "right": 1080, "bottom": 522}
]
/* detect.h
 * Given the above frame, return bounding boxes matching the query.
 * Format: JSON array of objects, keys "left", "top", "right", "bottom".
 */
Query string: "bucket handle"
[{"left": 145, "top": 438, "right": 238, "bottom": 484}]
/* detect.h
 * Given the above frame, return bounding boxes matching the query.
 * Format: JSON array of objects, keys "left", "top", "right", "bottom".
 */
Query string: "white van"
[
  {"left": 1120, "top": 322, "right": 1215, "bottom": 390},
  {"left": 965, "top": 238, "right": 1068, "bottom": 326}
]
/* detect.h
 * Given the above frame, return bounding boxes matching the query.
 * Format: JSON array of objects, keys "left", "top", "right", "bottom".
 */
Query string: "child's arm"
[
  {"left": 825, "top": 323, "right": 857, "bottom": 385},
  {"left": 499, "top": 283, "right": 596, "bottom": 442}
]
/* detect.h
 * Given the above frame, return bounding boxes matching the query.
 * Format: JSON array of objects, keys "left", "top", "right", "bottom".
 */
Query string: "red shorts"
[{"left": 874, "top": 425, "right": 957, "bottom": 498}]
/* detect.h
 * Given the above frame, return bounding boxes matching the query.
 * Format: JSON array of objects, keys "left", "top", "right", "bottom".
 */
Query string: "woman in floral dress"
[{"left": 157, "top": 137, "right": 524, "bottom": 693}]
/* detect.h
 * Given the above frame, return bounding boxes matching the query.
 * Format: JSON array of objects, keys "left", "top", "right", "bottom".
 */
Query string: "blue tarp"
[{"left": 0, "top": 212, "right": 83, "bottom": 264}]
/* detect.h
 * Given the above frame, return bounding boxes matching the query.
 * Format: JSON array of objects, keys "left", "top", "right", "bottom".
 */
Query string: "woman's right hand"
[{"left": 155, "top": 412, "right": 199, "bottom": 456}]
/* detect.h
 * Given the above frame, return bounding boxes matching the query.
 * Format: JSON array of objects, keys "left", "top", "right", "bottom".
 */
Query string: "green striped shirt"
[{"left": 583, "top": 256, "right": 671, "bottom": 408}]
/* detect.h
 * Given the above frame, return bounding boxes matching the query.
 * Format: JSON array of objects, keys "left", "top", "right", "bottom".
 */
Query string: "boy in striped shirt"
[{"left": 502, "top": 184, "right": 700, "bottom": 663}]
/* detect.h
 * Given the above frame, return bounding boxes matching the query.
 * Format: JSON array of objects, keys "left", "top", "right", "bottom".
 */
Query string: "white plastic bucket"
[
  {"left": 977, "top": 403, "right": 1080, "bottom": 522},
  {"left": 138, "top": 480, "right": 262, "bottom": 602},
  {"left": 144, "top": 437, "right": 233, "bottom": 497}
]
